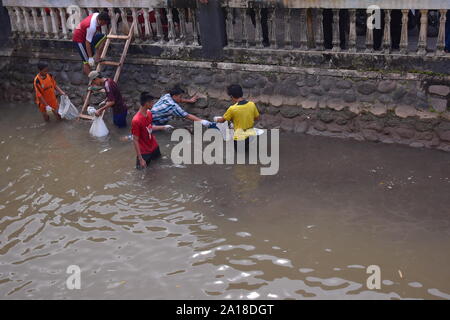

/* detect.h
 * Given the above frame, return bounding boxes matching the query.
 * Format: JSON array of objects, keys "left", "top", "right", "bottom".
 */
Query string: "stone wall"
[{"left": 0, "top": 51, "right": 450, "bottom": 151}]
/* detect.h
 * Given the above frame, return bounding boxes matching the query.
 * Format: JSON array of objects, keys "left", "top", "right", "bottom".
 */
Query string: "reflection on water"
[{"left": 1, "top": 103, "right": 450, "bottom": 300}]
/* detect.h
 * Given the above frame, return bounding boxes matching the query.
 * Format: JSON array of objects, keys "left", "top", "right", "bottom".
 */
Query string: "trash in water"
[
  {"left": 89, "top": 113, "right": 109, "bottom": 138},
  {"left": 58, "top": 95, "right": 79, "bottom": 120}
]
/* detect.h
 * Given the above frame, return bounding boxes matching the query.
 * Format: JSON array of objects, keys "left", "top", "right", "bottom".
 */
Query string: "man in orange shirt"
[{"left": 33, "top": 62, "right": 66, "bottom": 122}]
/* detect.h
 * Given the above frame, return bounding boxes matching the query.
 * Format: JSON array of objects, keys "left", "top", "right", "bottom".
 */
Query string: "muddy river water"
[{"left": 1, "top": 103, "right": 449, "bottom": 299}]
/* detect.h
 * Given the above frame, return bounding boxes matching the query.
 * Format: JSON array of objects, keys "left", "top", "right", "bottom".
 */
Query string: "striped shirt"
[{"left": 150, "top": 94, "right": 189, "bottom": 125}]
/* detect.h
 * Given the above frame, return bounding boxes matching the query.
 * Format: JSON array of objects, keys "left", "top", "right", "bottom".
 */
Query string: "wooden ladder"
[{"left": 79, "top": 20, "right": 136, "bottom": 120}]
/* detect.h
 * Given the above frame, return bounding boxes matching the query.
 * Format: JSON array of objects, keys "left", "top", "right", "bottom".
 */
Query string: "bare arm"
[
  {"left": 85, "top": 40, "right": 93, "bottom": 58},
  {"left": 180, "top": 95, "right": 199, "bottom": 104},
  {"left": 96, "top": 100, "right": 115, "bottom": 116},
  {"left": 152, "top": 125, "right": 169, "bottom": 131},
  {"left": 56, "top": 85, "right": 66, "bottom": 96},
  {"left": 215, "top": 116, "right": 226, "bottom": 123},
  {"left": 133, "top": 135, "right": 147, "bottom": 168},
  {"left": 185, "top": 114, "right": 203, "bottom": 122}
]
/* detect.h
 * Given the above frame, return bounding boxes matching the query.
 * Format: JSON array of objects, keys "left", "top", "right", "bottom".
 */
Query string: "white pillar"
[
  {"left": 383, "top": 9, "right": 392, "bottom": 53},
  {"left": 59, "top": 8, "right": 68, "bottom": 40},
  {"left": 400, "top": 9, "right": 409, "bottom": 54},
  {"left": 41, "top": 8, "right": 50, "bottom": 38},
  {"left": 21, "top": 7, "right": 31, "bottom": 38},
  {"left": 6, "top": 7, "right": 18, "bottom": 38},
  {"left": 49, "top": 8, "right": 59, "bottom": 39},
  {"left": 436, "top": 9, "right": 447, "bottom": 56}
]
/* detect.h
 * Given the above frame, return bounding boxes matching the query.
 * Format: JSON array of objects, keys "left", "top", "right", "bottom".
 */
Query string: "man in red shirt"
[
  {"left": 132, "top": 92, "right": 173, "bottom": 169},
  {"left": 72, "top": 11, "right": 110, "bottom": 75}
]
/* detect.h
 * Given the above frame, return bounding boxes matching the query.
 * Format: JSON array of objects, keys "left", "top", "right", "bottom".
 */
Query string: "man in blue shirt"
[{"left": 151, "top": 86, "right": 212, "bottom": 127}]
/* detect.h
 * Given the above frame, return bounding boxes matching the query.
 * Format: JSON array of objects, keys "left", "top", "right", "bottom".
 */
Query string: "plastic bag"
[
  {"left": 89, "top": 113, "right": 109, "bottom": 138},
  {"left": 87, "top": 106, "right": 96, "bottom": 116},
  {"left": 58, "top": 95, "right": 79, "bottom": 120}
]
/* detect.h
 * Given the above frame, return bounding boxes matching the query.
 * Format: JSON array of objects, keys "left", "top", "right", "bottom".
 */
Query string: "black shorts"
[
  {"left": 73, "top": 33, "right": 106, "bottom": 64},
  {"left": 234, "top": 137, "right": 250, "bottom": 152},
  {"left": 136, "top": 147, "right": 161, "bottom": 169}
]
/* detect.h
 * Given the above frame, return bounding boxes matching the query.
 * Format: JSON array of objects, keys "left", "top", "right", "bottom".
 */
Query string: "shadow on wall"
[{"left": 0, "top": 0, "right": 11, "bottom": 47}]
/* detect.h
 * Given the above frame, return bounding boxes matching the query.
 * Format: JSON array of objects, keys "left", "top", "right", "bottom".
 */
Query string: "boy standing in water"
[
  {"left": 33, "top": 62, "right": 66, "bottom": 122},
  {"left": 88, "top": 71, "right": 128, "bottom": 128},
  {"left": 132, "top": 92, "right": 173, "bottom": 169},
  {"left": 214, "top": 84, "right": 260, "bottom": 149}
]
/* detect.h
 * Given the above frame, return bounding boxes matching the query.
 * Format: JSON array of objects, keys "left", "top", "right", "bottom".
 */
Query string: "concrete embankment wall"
[{"left": 0, "top": 43, "right": 449, "bottom": 151}]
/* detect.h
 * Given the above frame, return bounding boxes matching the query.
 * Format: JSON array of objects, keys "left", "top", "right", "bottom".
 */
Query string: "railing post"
[
  {"left": 178, "top": 9, "right": 188, "bottom": 44},
  {"left": 59, "top": 8, "right": 68, "bottom": 40},
  {"left": 21, "top": 7, "right": 31, "bottom": 39},
  {"left": 240, "top": 8, "right": 248, "bottom": 47},
  {"left": 49, "top": 8, "right": 59, "bottom": 39},
  {"left": 383, "top": 9, "right": 392, "bottom": 53},
  {"left": 131, "top": 8, "right": 141, "bottom": 43},
  {"left": 400, "top": 9, "right": 409, "bottom": 54},
  {"left": 190, "top": 7, "right": 200, "bottom": 46},
  {"left": 284, "top": 8, "right": 292, "bottom": 49},
  {"left": 365, "top": 12, "right": 374, "bottom": 53},
  {"left": 299, "top": 8, "right": 308, "bottom": 50},
  {"left": 40, "top": 8, "right": 49, "bottom": 38},
  {"left": 109, "top": 8, "right": 118, "bottom": 35},
  {"left": 154, "top": 9, "right": 164, "bottom": 43},
  {"left": 166, "top": 8, "right": 176, "bottom": 44},
  {"left": 14, "top": 7, "right": 23, "bottom": 37},
  {"left": 332, "top": 9, "right": 340, "bottom": 51},
  {"left": 142, "top": 8, "right": 151, "bottom": 42},
  {"left": 255, "top": 8, "right": 263, "bottom": 48},
  {"left": 436, "top": 9, "right": 447, "bottom": 56},
  {"left": 225, "top": 7, "right": 234, "bottom": 47},
  {"left": 5, "top": 7, "right": 16, "bottom": 38},
  {"left": 31, "top": 8, "right": 40, "bottom": 38},
  {"left": 120, "top": 8, "right": 130, "bottom": 35},
  {"left": 269, "top": 8, "right": 276, "bottom": 48},
  {"left": 348, "top": 9, "right": 356, "bottom": 52},
  {"left": 417, "top": 10, "right": 428, "bottom": 55},
  {"left": 315, "top": 8, "right": 324, "bottom": 51}
]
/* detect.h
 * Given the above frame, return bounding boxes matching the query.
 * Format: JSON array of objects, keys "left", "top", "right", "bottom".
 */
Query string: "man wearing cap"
[
  {"left": 151, "top": 85, "right": 212, "bottom": 128},
  {"left": 88, "top": 71, "right": 128, "bottom": 128}
]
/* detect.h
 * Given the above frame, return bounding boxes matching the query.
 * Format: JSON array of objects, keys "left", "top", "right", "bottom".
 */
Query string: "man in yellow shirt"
[{"left": 215, "top": 84, "right": 260, "bottom": 149}]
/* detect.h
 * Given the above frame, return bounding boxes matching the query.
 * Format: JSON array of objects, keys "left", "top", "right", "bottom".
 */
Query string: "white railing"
[
  {"left": 222, "top": 0, "right": 450, "bottom": 56},
  {"left": 3, "top": 0, "right": 200, "bottom": 46}
]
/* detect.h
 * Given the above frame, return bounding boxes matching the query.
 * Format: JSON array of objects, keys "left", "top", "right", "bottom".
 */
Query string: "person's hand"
[
  {"left": 201, "top": 119, "right": 212, "bottom": 127},
  {"left": 95, "top": 110, "right": 103, "bottom": 117},
  {"left": 164, "top": 125, "right": 174, "bottom": 131},
  {"left": 188, "top": 95, "right": 199, "bottom": 103},
  {"left": 60, "top": 91, "right": 66, "bottom": 96},
  {"left": 139, "top": 157, "right": 147, "bottom": 169},
  {"left": 88, "top": 57, "right": 95, "bottom": 67}
]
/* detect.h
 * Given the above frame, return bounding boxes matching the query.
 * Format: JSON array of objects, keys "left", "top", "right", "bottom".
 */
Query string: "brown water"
[{"left": 1, "top": 102, "right": 450, "bottom": 300}]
